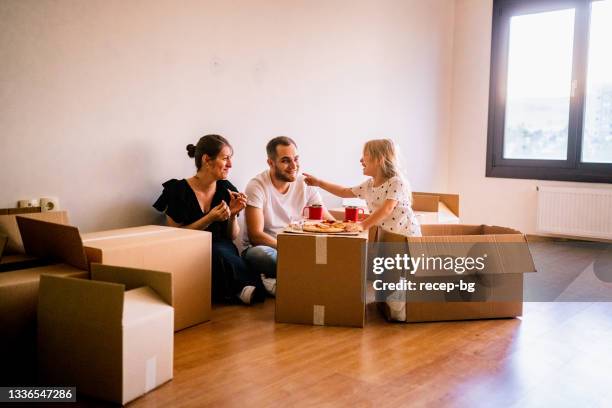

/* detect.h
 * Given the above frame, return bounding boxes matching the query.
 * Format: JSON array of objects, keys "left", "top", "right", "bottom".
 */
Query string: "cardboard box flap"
[
  {"left": 38, "top": 275, "right": 124, "bottom": 403},
  {"left": 122, "top": 286, "right": 173, "bottom": 328},
  {"left": 494, "top": 240, "right": 537, "bottom": 274},
  {"left": 412, "top": 194, "right": 439, "bottom": 212},
  {"left": 91, "top": 263, "right": 173, "bottom": 306},
  {"left": 378, "top": 229, "right": 407, "bottom": 244},
  {"left": 39, "top": 275, "right": 124, "bottom": 325},
  {"left": 16, "top": 217, "right": 88, "bottom": 270},
  {"left": 413, "top": 192, "right": 459, "bottom": 216},
  {"left": 420, "top": 224, "right": 484, "bottom": 237},
  {"left": 0, "top": 211, "right": 69, "bottom": 254},
  {"left": 483, "top": 225, "right": 522, "bottom": 235}
]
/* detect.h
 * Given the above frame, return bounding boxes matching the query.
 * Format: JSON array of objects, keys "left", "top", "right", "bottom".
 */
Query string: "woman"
[{"left": 153, "top": 134, "right": 265, "bottom": 304}]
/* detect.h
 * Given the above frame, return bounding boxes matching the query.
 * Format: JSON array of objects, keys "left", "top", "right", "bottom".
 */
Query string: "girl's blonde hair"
[
  {"left": 364, "top": 138, "right": 400, "bottom": 179},
  {"left": 364, "top": 138, "right": 413, "bottom": 204}
]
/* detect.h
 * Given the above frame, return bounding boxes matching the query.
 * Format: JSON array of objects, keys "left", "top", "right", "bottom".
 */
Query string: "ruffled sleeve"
[{"left": 153, "top": 179, "right": 189, "bottom": 224}]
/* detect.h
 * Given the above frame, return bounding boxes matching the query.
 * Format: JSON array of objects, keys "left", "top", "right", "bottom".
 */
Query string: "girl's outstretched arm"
[
  {"left": 361, "top": 199, "right": 397, "bottom": 231},
  {"left": 303, "top": 173, "right": 356, "bottom": 198}
]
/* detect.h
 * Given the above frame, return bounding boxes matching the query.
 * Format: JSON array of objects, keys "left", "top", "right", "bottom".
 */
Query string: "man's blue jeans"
[{"left": 242, "top": 245, "right": 278, "bottom": 278}]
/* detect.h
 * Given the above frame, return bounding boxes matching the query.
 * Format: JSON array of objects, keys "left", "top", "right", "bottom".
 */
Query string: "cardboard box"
[
  {"left": 38, "top": 263, "right": 174, "bottom": 405},
  {"left": 0, "top": 210, "right": 69, "bottom": 254},
  {"left": 377, "top": 224, "right": 536, "bottom": 322},
  {"left": 0, "top": 264, "right": 88, "bottom": 385},
  {"left": 412, "top": 192, "right": 460, "bottom": 225},
  {"left": 81, "top": 225, "right": 211, "bottom": 331},
  {"left": 0, "top": 216, "right": 91, "bottom": 384},
  {"left": 276, "top": 231, "right": 368, "bottom": 327}
]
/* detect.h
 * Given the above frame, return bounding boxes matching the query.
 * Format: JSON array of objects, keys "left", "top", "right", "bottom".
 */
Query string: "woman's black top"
[{"left": 153, "top": 178, "right": 238, "bottom": 241}]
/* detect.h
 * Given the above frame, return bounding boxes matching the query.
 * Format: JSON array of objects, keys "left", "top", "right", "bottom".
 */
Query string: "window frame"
[{"left": 486, "top": 0, "right": 612, "bottom": 183}]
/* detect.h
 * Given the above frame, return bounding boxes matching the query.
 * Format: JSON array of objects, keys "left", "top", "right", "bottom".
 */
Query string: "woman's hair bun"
[{"left": 186, "top": 144, "right": 196, "bottom": 158}]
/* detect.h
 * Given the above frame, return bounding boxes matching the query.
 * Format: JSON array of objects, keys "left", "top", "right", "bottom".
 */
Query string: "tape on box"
[
  {"left": 313, "top": 305, "right": 325, "bottom": 326},
  {"left": 315, "top": 235, "right": 327, "bottom": 265}
]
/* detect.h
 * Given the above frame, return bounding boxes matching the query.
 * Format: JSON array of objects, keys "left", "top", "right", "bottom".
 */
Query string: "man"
[{"left": 242, "top": 136, "right": 333, "bottom": 295}]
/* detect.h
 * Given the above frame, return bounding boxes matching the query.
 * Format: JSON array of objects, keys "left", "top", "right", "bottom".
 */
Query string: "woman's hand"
[
  {"left": 208, "top": 201, "right": 231, "bottom": 222},
  {"left": 303, "top": 173, "right": 321, "bottom": 187},
  {"left": 228, "top": 190, "right": 247, "bottom": 216}
]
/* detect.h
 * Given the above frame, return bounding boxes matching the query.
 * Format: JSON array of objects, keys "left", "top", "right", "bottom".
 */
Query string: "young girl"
[
  {"left": 304, "top": 138, "right": 421, "bottom": 237},
  {"left": 304, "top": 138, "right": 419, "bottom": 321}
]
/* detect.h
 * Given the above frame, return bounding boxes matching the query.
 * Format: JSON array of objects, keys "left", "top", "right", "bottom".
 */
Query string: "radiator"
[{"left": 537, "top": 186, "right": 612, "bottom": 240}]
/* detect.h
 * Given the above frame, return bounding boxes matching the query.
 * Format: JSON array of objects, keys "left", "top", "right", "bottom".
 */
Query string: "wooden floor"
[
  {"left": 47, "top": 300, "right": 611, "bottom": 408},
  {"left": 35, "top": 240, "right": 612, "bottom": 408}
]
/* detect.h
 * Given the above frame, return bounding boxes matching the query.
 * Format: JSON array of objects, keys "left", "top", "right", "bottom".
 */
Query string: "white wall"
[
  {"left": 449, "top": 0, "right": 612, "bottom": 234},
  {"left": 0, "top": 0, "right": 455, "bottom": 232}
]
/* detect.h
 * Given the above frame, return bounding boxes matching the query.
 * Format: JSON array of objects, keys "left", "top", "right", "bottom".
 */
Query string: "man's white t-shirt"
[{"left": 243, "top": 170, "right": 323, "bottom": 246}]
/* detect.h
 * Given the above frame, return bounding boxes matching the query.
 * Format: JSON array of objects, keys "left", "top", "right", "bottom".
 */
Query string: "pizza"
[{"left": 302, "top": 220, "right": 352, "bottom": 233}]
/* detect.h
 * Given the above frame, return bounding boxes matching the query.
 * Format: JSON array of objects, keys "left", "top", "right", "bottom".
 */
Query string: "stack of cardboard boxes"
[{"left": 0, "top": 212, "right": 212, "bottom": 404}]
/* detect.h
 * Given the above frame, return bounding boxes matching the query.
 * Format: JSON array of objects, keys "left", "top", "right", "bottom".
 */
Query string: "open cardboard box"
[
  {"left": 39, "top": 263, "right": 174, "bottom": 405},
  {"left": 412, "top": 192, "right": 460, "bottom": 225},
  {"left": 276, "top": 230, "right": 369, "bottom": 327},
  {"left": 0, "top": 216, "right": 89, "bottom": 385},
  {"left": 14, "top": 218, "right": 211, "bottom": 331},
  {"left": 376, "top": 224, "right": 536, "bottom": 322}
]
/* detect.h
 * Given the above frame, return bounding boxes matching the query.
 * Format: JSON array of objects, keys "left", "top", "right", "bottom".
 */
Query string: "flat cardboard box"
[
  {"left": 276, "top": 231, "right": 368, "bottom": 327},
  {"left": 38, "top": 263, "right": 174, "bottom": 405},
  {"left": 0, "top": 264, "right": 88, "bottom": 385},
  {"left": 377, "top": 224, "right": 536, "bottom": 322},
  {"left": 0, "top": 210, "right": 69, "bottom": 254},
  {"left": 81, "top": 225, "right": 211, "bottom": 331}
]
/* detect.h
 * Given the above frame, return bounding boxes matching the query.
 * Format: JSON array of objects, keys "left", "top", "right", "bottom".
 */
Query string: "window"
[{"left": 487, "top": 0, "right": 612, "bottom": 183}]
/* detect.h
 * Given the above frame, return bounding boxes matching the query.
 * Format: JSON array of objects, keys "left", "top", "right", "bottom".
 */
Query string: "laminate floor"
[{"left": 25, "top": 241, "right": 612, "bottom": 408}]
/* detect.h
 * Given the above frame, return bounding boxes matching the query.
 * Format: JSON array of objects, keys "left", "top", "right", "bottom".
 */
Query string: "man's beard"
[{"left": 274, "top": 166, "right": 298, "bottom": 182}]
